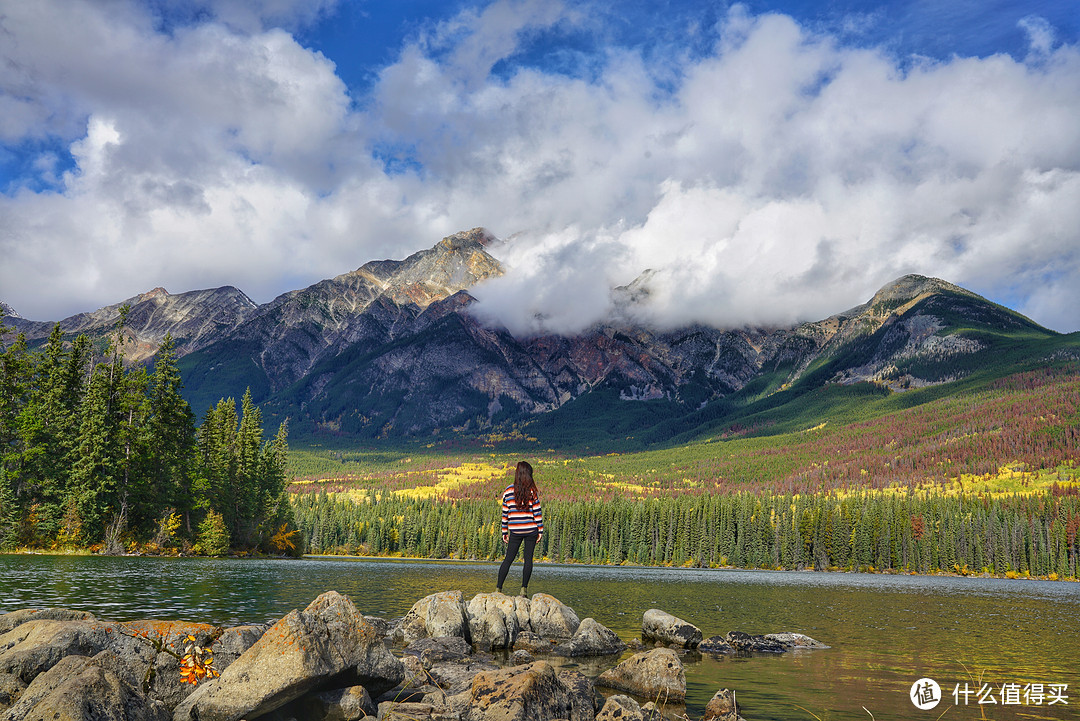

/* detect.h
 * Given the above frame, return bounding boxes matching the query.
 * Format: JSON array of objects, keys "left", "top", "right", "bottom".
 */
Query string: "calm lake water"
[{"left": 2, "top": 554, "right": 1078, "bottom": 720}]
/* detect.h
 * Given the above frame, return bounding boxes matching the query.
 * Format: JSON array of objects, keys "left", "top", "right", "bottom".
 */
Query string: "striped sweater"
[{"left": 501, "top": 484, "right": 544, "bottom": 536}]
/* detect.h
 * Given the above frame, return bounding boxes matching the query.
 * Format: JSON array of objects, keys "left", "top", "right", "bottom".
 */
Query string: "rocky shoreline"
[{"left": 0, "top": 590, "right": 828, "bottom": 721}]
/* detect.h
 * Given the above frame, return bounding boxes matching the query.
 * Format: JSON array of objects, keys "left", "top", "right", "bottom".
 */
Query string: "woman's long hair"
[{"left": 513, "top": 460, "right": 538, "bottom": 510}]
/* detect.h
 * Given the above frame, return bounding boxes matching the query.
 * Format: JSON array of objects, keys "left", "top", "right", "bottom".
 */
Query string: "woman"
[{"left": 497, "top": 460, "right": 544, "bottom": 596}]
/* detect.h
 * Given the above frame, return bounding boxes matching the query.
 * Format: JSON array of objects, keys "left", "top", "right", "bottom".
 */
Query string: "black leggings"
[{"left": 497, "top": 532, "right": 538, "bottom": 589}]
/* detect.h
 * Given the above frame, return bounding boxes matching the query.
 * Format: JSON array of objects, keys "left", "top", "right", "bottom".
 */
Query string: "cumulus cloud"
[{"left": 1, "top": 1, "right": 1078, "bottom": 335}]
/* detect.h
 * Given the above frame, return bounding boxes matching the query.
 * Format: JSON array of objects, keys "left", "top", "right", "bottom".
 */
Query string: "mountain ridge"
[{"left": 4, "top": 228, "right": 1073, "bottom": 443}]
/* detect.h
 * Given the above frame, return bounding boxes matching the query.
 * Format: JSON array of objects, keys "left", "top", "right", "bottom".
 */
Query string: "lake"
[{"left": 2, "top": 554, "right": 1077, "bottom": 720}]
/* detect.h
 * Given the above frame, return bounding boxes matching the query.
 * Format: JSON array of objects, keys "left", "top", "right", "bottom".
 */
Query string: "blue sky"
[{"left": 1, "top": 0, "right": 1078, "bottom": 333}]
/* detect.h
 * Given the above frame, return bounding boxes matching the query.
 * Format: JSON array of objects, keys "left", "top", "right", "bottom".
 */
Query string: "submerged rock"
[
  {"left": 699, "top": 636, "right": 735, "bottom": 654},
  {"left": 764, "top": 632, "right": 830, "bottom": 650},
  {"left": 703, "top": 688, "right": 746, "bottom": 721},
  {"left": 726, "top": 631, "right": 787, "bottom": 654},
  {"left": 596, "top": 647, "right": 686, "bottom": 703},
  {"left": 642, "top": 609, "right": 702, "bottom": 649}
]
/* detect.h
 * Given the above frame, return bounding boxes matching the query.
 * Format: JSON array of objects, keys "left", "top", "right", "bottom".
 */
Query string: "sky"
[{"left": 1, "top": 0, "right": 1078, "bottom": 335}]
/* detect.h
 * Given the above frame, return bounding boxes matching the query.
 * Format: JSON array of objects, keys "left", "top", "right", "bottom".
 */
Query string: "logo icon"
[{"left": 910, "top": 678, "right": 942, "bottom": 710}]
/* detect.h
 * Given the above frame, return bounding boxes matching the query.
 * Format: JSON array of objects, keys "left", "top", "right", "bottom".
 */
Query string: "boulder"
[
  {"left": 703, "top": 688, "right": 746, "bottom": 721},
  {"left": 596, "top": 648, "right": 686, "bottom": 703},
  {"left": 0, "top": 672, "right": 26, "bottom": 711},
  {"left": 378, "top": 700, "right": 459, "bottom": 721},
  {"left": 466, "top": 593, "right": 529, "bottom": 650},
  {"left": 363, "top": 615, "right": 395, "bottom": 640},
  {"left": 553, "top": 618, "right": 626, "bottom": 657},
  {"left": 726, "top": 631, "right": 786, "bottom": 653},
  {"left": 0, "top": 609, "right": 97, "bottom": 636},
  {"left": 557, "top": 668, "right": 599, "bottom": 721},
  {"left": 398, "top": 592, "right": 471, "bottom": 644},
  {"left": 527, "top": 594, "right": 579, "bottom": 640},
  {"left": 0, "top": 619, "right": 129, "bottom": 683},
  {"left": 399, "top": 654, "right": 428, "bottom": 689},
  {"left": 641, "top": 609, "right": 702, "bottom": 649},
  {"left": 764, "top": 632, "right": 829, "bottom": 650},
  {"left": 405, "top": 637, "right": 473, "bottom": 667},
  {"left": 455, "top": 661, "right": 582, "bottom": 721},
  {"left": 425, "top": 659, "right": 499, "bottom": 696},
  {"left": 511, "top": 631, "right": 553, "bottom": 655},
  {"left": 595, "top": 694, "right": 664, "bottom": 721},
  {"left": 699, "top": 636, "right": 735, "bottom": 655},
  {"left": 173, "top": 591, "right": 404, "bottom": 721},
  {"left": 509, "top": 650, "right": 534, "bottom": 666},
  {"left": 2, "top": 652, "right": 169, "bottom": 721}
]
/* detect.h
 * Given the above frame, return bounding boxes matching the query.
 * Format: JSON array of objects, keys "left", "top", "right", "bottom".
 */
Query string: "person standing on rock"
[{"left": 497, "top": 460, "right": 544, "bottom": 596}]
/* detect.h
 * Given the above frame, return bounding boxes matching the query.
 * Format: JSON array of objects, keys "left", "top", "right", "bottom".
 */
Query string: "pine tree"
[{"left": 136, "top": 334, "right": 196, "bottom": 534}]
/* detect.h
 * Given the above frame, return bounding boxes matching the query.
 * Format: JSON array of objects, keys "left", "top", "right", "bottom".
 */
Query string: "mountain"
[
  {"left": 6, "top": 228, "right": 1075, "bottom": 445},
  {"left": 7, "top": 286, "right": 256, "bottom": 362}
]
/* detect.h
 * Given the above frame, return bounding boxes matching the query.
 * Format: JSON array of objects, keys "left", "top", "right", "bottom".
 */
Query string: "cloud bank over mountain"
[{"left": 1, "top": 0, "right": 1078, "bottom": 333}]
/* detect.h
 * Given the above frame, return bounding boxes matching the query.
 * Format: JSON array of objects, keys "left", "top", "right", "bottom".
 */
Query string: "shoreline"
[{"left": 8, "top": 547, "right": 1074, "bottom": 583}]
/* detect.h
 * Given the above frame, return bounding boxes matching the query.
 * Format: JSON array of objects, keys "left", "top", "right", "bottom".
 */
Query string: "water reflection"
[{"left": 2, "top": 555, "right": 1078, "bottom": 720}]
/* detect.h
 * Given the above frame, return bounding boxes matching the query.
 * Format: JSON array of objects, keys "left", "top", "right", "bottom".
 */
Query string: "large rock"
[
  {"left": 553, "top": 618, "right": 626, "bottom": 657},
  {"left": 466, "top": 593, "right": 529, "bottom": 650},
  {"left": 0, "top": 609, "right": 97, "bottom": 636},
  {"left": 378, "top": 700, "right": 459, "bottom": 721},
  {"left": 0, "top": 672, "right": 26, "bottom": 712},
  {"left": 0, "top": 612, "right": 265, "bottom": 713},
  {"left": 527, "top": 594, "right": 579, "bottom": 640},
  {"left": 425, "top": 659, "right": 499, "bottom": 696},
  {"left": 595, "top": 694, "right": 664, "bottom": 721},
  {"left": 454, "top": 661, "right": 586, "bottom": 721},
  {"left": 641, "top": 609, "right": 701, "bottom": 649},
  {"left": 703, "top": 688, "right": 746, "bottom": 721},
  {"left": 0, "top": 619, "right": 126, "bottom": 682},
  {"left": 596, "top": 648, "right": 686, "bottom": 703},
  {"left": 405, "top": 637, "right": 473, "bottom": 667},
  {"left": 398, "top": 592, "right": 472, "bottom": 644},
  {"left": 511, "top": 631, "right": 553, "bottom": 655},
  {"left": 557, "top": 668, "right": 599, "bottom": 721},
  {"left": 173, "top": 591, "right": 403, "bottom": 721},
  {"left": 2, "top": 651, "right": 169, "bottom": 721},
  {"left": 134, "top": 623, "right": 267, "bottom": 711}
]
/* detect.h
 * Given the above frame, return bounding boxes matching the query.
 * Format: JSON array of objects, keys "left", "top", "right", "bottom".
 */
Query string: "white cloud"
[{"left": 1, "top": 0, "right": 1078, "bottom": 336}]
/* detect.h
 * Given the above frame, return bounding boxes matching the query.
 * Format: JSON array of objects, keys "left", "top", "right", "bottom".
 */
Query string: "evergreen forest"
[
  {"left": 293, "top": 488, "right": 1080, "bottom": 579},
  {"left": 0, "top": 312, "right": 297, "bottom": 555}
]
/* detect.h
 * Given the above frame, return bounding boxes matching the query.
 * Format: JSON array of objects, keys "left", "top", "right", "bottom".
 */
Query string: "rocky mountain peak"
[
  {"left": 380, "top": 229, "right": 504, "bottom": 309},
  {"left": 436, "top": 227, "right": 498, "bottom": 251},
  {"left": 0, "top": 301, "right": 19, "bottom": 320},
  {"left": 138, "top": 287, "right": 170, "bottom": 302},
  {"left": 864, "top": 274, "right": 969, "bottom": 317}
]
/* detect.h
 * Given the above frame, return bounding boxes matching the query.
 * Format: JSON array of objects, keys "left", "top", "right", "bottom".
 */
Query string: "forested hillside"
[
  {"left": 0, "top": 312, "right": 297, "bottom": 555},
  {"left": 287, "top": 362, "right": 1080, "bottom": 579}
]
